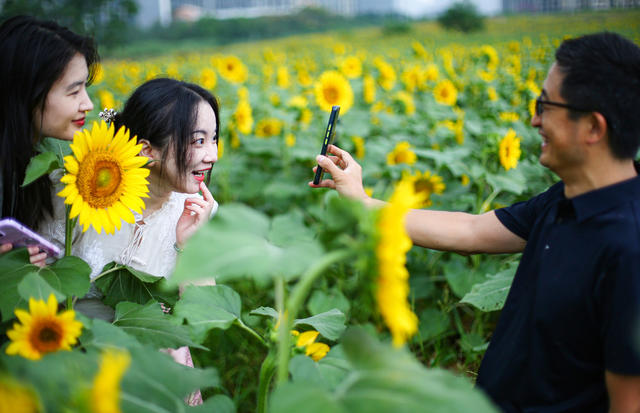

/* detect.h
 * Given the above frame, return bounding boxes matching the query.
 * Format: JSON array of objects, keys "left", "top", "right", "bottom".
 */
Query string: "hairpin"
[{"left": 98, "top": 108, "right": 117, "bottom": 124}]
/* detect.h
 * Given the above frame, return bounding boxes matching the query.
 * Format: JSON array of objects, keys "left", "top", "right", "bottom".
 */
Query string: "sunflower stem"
[{"left": 64, "top": 205, "right": 73, "bottom": 257}]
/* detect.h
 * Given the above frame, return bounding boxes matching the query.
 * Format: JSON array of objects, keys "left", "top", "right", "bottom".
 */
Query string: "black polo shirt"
[{"left": 476, "top": 167, "right": 640, "bottom": 413}]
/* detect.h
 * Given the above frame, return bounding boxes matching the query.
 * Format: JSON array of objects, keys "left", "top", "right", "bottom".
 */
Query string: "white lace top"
[{"left": 40, "top": 170, "right": 218, "bottom": 280}]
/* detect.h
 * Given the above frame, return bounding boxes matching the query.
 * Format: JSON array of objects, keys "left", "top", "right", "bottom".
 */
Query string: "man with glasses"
[{"left": 311, "top": 32, "right": 640, "bottom": 412}]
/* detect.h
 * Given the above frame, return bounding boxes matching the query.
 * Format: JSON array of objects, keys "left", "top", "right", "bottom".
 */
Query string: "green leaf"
[
  {"left": 415, "top": 308, "right": 450, "bottom": 343},
  {"left": 250, "top": 306, "right": 279, "bottom": 319},
  {"left": 289, "top": 348, "right": 351, "bottom": 391},
  {"left": 95, "top": 263, "right": 175, "bottom": 307},
  {"left": 17, "top": 272, "right": 65, "bottom": 302},
  {"left": 189, "top": 394, "right": 236, "bottom": 413},
  {"left": 442, "top": 256, "right": 490, "bottom": 298},
  {"left": 171, "top": 204, "right": 324, "bottom": 286},
  {"left": 486, "top": 170, "right": 527, "bottom": 195},
  {"left": 307, "top": 289, "right": 351, "bottom": 317},
  {"left": 113, "top": 301, "right": 205, "bottom": 350},
  {"left": 294, "top": 309, "right": 346, "bottom": 341},
  {"left": 47, "top": 256, "right": 91, "bottom": 298},
  {"left": 120, "top": 347, "right": 220, "bottom": 412},
  {"left": 460, "top": 266, "right": 516, "bottom": 312},
  {"left": 0, "top": 249, "right": 40, "bottom": 321},
  {"left": 21, "top": 151, "right": 59, "bottom": 187},
  {"left": 269, "top": 382, "right": 347, "bottom": 413},
  {"left": 173, "top": 285, "right": 242, "bottom": 343},
  {"left": 83, "top": 319, "right": 143, "bottom": 350}
]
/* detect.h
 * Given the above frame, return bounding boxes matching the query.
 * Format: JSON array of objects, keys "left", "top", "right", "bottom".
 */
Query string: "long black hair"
[
  {"left": 112, "top": 78, "right": 220, "bottom": 185},
  {"left": 0, "top": 15, "right": 99, "bottom": 229}
]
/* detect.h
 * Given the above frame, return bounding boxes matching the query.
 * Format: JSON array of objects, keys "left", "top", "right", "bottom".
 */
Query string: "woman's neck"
[{"left": 142, "top": 171, "right": 172, "bottom": 218}]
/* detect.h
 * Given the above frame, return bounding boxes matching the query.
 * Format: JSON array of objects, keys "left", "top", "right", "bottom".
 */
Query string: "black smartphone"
[{"left": 313, "top": 105, "right": 340, "bottom": 185}]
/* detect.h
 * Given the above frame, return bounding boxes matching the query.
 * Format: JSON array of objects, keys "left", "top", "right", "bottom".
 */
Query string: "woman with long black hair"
[{"left": 0, "top": 15, "right": 99, "bottom": 264}]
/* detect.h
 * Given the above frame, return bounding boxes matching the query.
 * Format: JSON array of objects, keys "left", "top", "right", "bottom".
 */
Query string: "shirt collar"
[{"left": 566, "top": 161, "right": 640, "bottom": 222}]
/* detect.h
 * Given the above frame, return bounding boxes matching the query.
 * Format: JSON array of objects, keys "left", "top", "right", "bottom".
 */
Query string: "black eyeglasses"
[{"left": 535, "top": 95, "right": 590, "bottom": 117}]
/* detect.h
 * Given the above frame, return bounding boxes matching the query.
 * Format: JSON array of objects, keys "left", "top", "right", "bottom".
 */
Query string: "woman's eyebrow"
[{"left": 65, "top": 80, "right": 85, "bottom": 92}]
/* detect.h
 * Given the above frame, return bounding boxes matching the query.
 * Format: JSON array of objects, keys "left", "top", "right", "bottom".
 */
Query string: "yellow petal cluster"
[
  {"left": 433, "top": 79, "right": 458, "bottom": 106},
  {"left": 255, "top": 118, "right": 283, "bottom": 138},
  {"left": 6, "top": 294, "right": 83, "bottom": 360},
  {"left": 499, "top": 128, "right": 522, "bottom": 171},
  {"left": 405, "top": 170, "right": 446, "bottom": 208},
  {"left": 217, "top": 56, "right": 248, "bottom": 84},
  {"left": 376, "top": 179, "right": 425, "bottom": 347},
  {"left": 293, "top": 330, "right": 330, "bottom": 362},
  {"left": 90, "top": 349, "right": 131, "bottom": 413},
  {"left": 57, "top": 120, "right": 150, "bottom": 234},
  {"left": 0, "top": 376, "right": 41, "bottom": 413}
]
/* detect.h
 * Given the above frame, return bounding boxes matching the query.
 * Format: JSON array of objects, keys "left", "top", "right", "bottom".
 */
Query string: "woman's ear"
[{"left": 139, "top": 139, "right": 155, "bottom": 159}]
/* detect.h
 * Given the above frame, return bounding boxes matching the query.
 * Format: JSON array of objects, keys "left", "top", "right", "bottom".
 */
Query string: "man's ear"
[{"left": 586, "top": 112, "right": 608, "bottom": 145}]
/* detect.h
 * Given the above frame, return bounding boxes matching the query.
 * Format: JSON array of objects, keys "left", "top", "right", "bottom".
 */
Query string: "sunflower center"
[
  {"left": 77, "top": 152, "right": 124, "bottom": 209},
  {"left": 324, "top": 86, "right": 339, "bottom": 103},
  {"left": 414, "top": 180, "right": 433, "bottom": 195},
  {"left": 31, "top": 320, "right": 63, "bottom": 353}
]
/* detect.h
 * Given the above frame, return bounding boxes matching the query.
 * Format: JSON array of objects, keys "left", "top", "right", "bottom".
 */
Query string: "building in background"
[
  {"left": 135, "top": 0, "right": 398, "bottom": 27},
  {"left": 502, "top": 0, "right": 639, "bottom": 13}
]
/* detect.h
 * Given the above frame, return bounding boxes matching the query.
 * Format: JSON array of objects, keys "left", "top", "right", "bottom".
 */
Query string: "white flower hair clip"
[{"left": 98, "top": 108, "right": 117, "bottom": 124}]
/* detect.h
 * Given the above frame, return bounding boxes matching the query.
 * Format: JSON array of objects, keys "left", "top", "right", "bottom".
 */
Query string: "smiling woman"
[{"left": 0, "top": 15, "right": 99, "bottom": 265}]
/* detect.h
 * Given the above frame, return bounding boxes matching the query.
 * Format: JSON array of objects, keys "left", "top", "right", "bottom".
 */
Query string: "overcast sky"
[{"left": 396, "top": 0, "right": 502, "bottom": 17}]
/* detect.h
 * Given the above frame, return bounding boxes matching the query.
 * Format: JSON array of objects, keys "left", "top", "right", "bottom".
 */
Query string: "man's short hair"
[{"left": 555, "top": 32, "right": 640, "bottom": 160}]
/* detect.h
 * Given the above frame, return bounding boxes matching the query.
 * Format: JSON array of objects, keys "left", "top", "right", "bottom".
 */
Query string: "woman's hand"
[
  {"left": 1, "top": 243, "right": 47, "bottom": 267},
  {"left": 175, "top": 181, "right": 216, "bottom": 249},
  {"left": 27, "top": 246, "right": 47, "bottom": 267},
  {"left": 308, "top": 144, "right": 369, "bottom": 201}
]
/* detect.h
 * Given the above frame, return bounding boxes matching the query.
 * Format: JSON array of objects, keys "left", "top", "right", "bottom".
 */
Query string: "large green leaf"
[
  {"left": 0, "top": 249, "right": 41, "bottom": 321},
  {"left": 189, "top": 395, "right": 236, "bottom": 413},
  {"left": 307, "top": 289, "right": 351, "bottom": 317},
  {"left": 460, "top": 266, "right": 516, "bottom": 312},
  {"left": 21, "top": 151, "right": 60, "bottom": 187},
  {"left": 113, "top": 301, "right": 204, "bottom": 350},
  {"left": 95, "top": 263, "right": 176, "bottom": 307},
  {"left": 486, "top": 170, "right": 527, "bottom": 195},
  {"left": 271, "top": 328, "right": 498, "bottom": 413},
  {"left": 294, "top": 309, "right": 346, "bottom": 341},
  {"left": 83, "top": 318, "right": 144, "bottom": 350},
  {"left": 171, "top": 204, "right": 324, "bottom": 286},
  {"left": 121, "top": 347, "right": 221, "bottom": 413},
  {"left": 17, "top": 272, "right": 65, "bottom": 302},
  {"left": 173, "top": 285, "right": 242, "bottom": 343},
  {"left": 47, "top": 256, "right": 91, "bottom": 298}
]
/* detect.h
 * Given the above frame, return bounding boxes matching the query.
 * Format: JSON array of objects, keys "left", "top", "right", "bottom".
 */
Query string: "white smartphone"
[{"left": 0, "top": 218, "right": 61, "bottom": 257}]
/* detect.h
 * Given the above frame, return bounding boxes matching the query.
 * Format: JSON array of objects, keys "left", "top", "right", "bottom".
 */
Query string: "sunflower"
[
  {"left": 363, "top": 74, "right": 376, "bottom": 104},
  {"left": 374, "top": 58, "right": 397, "bottom": 91},
  {"left": 98, "top": 90, "right": 115, "bottom": 112},
  {"left": 351, "top": 135, "right": 365, "bottom": 159},
  {"left": 386, "top": 141, "right": 417, "bottom": 166},
  {"left": 405, "top": 170, "right": 446, "bottom": 208},
  {"left": 528, "top": 98, "right": 537, "bottom": 119},
  {"left": 199, "top": 67, "right": 217, "bottom": 90},
  {"left": 499, "top": 112, "right": 520, "bottom": 123},
  {"left": 433, "top": 79, "right": 457, "bottom": 106},
  {"left": 487, "top": 86, "right": 499, "bottom": 102},
  {"left": 411, "top": 41, "right": 429, "bottom": 59},
  {"left": 339, "top": 56, "right": 362, "bottom": 79},
  {"left": 255, "top": 118, "right": 283, "bottom": 138},
  {"left": 401, "top": 65, "right": 424, "bottom": 93},
  {"left": 91, "top": 349, "right": 131, "bottom": 413},
  {"left": 0, "top": 376, "right": 41, "bottom": 413},
  {"left": 376, "top": 179, "right": 425, "bottom": 347},
  {"left": 499, "top": 128, "right": 522, "bottom": 171},
  {"left": 285, "top": 133, "right": 296, "bottom": 148},
  {"left": 314, "top": 70, "right": 354, "bottom": 114},
  {"left": 57, "top": 121, "right": 150, "bottom": 234},
  {"left": 5, "top": 294, "right": 83, "bottom": 360},
  {"left": 276, "top": 66, "right": 290, "bottom": 89},
  {"left": 424, "top": 63, "right": 439, "bottom": 83},
  {"left": 217, "top": 56, "right": 248, "bottom": 84},
  {"left": 393, "top": 91, "right": 415, "bottom": 116},
  {"left": 234, "top": 100, "right": 254, "bottom": 135}
]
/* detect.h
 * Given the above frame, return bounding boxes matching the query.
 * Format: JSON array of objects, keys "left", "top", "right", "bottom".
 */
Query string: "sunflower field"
[{"left": 2, "top": 9, "right": 640, "bottom": 413}]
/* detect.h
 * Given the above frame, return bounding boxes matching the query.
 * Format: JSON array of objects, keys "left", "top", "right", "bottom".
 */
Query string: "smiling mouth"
[{"left": 192, "top": 169, "right": 211, "bottom": 181}]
